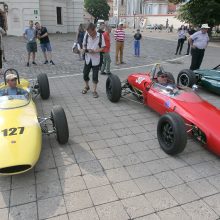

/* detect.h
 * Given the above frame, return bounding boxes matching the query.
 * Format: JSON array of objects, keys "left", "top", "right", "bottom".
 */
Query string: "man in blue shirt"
[
  {"left": 0, "top": 74, "right": 27, "bottom": 96},
  {"left": 23, "top": 20, "right": 37, "bottom": 67},
  {"left": 188, "top": 24, "right": 210, "bottom": 70}
]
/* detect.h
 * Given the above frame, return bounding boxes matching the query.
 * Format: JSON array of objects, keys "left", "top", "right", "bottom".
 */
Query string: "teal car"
[{"left": 177, "top": 65, "right": 220, "bottom": 95}]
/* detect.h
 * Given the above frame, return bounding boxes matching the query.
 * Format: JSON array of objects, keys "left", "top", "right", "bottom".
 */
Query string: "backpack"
[{"left": 85, "top": 33, "right": 103, "bottom": 67}]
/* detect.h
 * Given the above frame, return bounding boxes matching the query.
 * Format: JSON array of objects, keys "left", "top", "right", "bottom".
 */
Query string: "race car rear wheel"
[
  {"left": 177, "top": 69, "right": 196, "bottom": 87},
  {"left": 37, "top": 73, "right": 50, "bottom": 100},
  {"left": 51, "top": 106, "right": 69, "bottom": 144},
  {"left": 157, "top": 113, "right": 187, "bottom": 155},
  {"left": 106, "top": 74, "right": 121, "bottom": 102}
]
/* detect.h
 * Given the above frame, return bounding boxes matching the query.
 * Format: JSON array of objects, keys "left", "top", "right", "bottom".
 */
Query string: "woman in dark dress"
[{"left": 175, "top": 25, "right": 187, "bottom": 55}]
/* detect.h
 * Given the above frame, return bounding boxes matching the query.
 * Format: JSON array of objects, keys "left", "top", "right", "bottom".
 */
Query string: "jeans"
[
  {"left": 101, "top": 52, "right": 111, "bottom": 74},
  {"left": 134, "top": 40, "right": 140, "bottom": 56},
  {"left": 176, "top": 38, "right": 185, "bottom": 54}
]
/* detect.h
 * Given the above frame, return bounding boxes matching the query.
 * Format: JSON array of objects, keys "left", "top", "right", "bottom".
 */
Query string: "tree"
[
  {"left": 169, "top": 0, "right": 220, "bottom": 27},
  {"left": 84, "top": 0, "right": 110, "bottom": 23}
]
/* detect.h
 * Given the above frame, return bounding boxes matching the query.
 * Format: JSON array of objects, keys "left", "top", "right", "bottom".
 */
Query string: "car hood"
[{"left": 195, "top": 69, "right": 220, "bottom": 81}]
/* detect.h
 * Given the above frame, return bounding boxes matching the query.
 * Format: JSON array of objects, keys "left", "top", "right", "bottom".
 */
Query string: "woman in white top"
[{"left": 175, "top": 25, "right": 187, "bottom": 55}]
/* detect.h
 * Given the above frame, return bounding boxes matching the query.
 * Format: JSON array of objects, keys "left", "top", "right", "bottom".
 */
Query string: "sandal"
[
  {"left": 93, "top": 91, "right": 99, "bottom": 98},
  {"left": 82, "top": 86, "right": 90, "bottom": 94}
]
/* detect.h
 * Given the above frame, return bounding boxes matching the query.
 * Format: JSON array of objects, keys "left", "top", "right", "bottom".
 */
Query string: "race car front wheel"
[
  {"left": 157, "top": 113, "right": 187, "bottom": 155},
  {"left": 106, "top": 74, "right": 121, "bottom": 102},
  {"left": 177, "top": 69, "right": 196, "bottom": 88},
  {"left": 37, "top": 73, "right": 50, "bottom": 100},
  {"left": 51, "top": 106, "right": 69, "bottom": 144}
]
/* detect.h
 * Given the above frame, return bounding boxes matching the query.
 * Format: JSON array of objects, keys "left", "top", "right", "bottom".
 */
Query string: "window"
[
  {"left": 121, "top": 0, "right": 124, "bottom": 6},
  {"left": 56, "top": 7, "right": 62, "bottom": 25}
]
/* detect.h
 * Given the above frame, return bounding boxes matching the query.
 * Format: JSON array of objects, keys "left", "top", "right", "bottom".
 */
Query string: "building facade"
[{"left": 0, "top": 0, "right": 84, "bottom": 36}]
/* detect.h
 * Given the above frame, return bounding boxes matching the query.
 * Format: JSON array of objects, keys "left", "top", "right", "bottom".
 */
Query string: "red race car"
[{"left": 106, "top": 64, "right": 220, "bottom": 156}]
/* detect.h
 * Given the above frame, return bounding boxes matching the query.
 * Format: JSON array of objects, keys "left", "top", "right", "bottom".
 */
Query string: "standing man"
[
  {"left": 82, "top": 23, "right": 105, "bottom": 98},
  {"left": 23, "top": 20, "right": 37, "bottom": 67},
  {"left": 35, "top": 22, "right": 55, "bottom": 65},
  {"left": 100, "top": 26, "right": 112, "bottom": 75},
  {"left": 189, "top": 24, "right": 210, "bottom": 70},
  {"left": 114, "top": 22, "right": 125, "bottom": 65},
  {"left": 185, "top": 26, "right": 196, "bottom": 55}
]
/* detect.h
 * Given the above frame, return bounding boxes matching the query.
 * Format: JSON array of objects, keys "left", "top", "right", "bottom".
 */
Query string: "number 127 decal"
[{"left": 1, "top": 127, "right": 25, "bottom": 136}]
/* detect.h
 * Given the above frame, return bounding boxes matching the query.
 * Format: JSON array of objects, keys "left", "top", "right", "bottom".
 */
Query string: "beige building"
[{"left": 0, "top": 0, "right": 84, "bottom": 36}]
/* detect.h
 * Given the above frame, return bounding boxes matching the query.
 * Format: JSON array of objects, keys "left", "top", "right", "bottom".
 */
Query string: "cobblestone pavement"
[{"left": 0, "top": 33, "right": 220, "bottom": 220}]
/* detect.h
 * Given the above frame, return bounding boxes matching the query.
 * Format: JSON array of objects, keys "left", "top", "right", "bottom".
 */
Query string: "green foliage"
[
  {"left": 169, "top": 0, "right": 220, "bottom": 26},
  {"left": 84, "top": 0, "right": 110, "bottom": 23}
]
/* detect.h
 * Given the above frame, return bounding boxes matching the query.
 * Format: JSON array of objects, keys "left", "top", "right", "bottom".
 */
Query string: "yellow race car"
[{"left": 0, "top": 69, "right": 69, "bottom": 175}]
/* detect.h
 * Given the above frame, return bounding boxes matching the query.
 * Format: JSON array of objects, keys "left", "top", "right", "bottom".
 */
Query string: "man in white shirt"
[
  {"left": 82, "top": 23, "right": 105, "bottom": 98},
  {"left": 189, "top": 24, "right": 210, "bottom": 70}
]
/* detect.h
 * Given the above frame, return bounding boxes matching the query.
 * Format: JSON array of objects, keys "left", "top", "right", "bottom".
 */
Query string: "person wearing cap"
[
  {"left": 156, "top": 71, "right": 175, "bottom": 87},
  {"left": 189, "top": 24, "right": 210, "bottom": 70},
  {"left": 114, "top": 22, "right": 125, "bottom": 65},
  {"left": 0, "top": 74, "right": 27, "bottom": 96},
  {"left": 134, "top": 29, "right": 142, "bottom": 57}
]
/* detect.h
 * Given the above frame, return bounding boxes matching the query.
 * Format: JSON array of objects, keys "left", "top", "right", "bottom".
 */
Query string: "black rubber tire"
[
  {"left": 157, "top": 113, "right": 187, "bottom": 155},
  {"left": 51, "top": 106, "right": 69, "bottom": 144},
  {"left": 37, "top": 73, "right": 50, "bottom": 100},
  {"left": 166, "top": 72, "right": 175, "bottom": 84},
  {"left": 177, "top": 69, "right": 196, "bottom": 87},
  {"left": 106, "top": 74, "right": 121, "bottom": 102}
]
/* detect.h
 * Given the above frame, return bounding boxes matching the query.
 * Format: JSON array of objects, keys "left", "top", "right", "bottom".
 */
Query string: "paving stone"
[
  {"left": 75, "top": 150, "right": 96, "bottom": 163},
  {"left": 9, "top": 202, "right": 38, "bottom": 220},
  {"left": 68, "top": 207, "right": 99, "bottom": 220},
  {"left": 64, "top": 190, "right": 93, "bottom": 213},
  {"left": 11, "top": 171, "right": 35, "bottom": 189},
  {"left": 79, "top": 160, "right": 103, "bottom": 175},
  {"left": 54, "top": 154, "right": 76, "bottom": 167},
  {"left": 0, "top": 208, "right": 8, "bottom": 220},
  {"left": 145, "top": 160, "right": 170, "bottom": 174},
  {"left": 10, "top": 185, "right": 36, "bottom": 206},
  {"left": 93, "top": 148, "right": 115, "bottom": 159},
  {"left": 88, "top": 140, "right": 108, "bottom": 150},
  {"left": 158, "top": 206, "right": 191, "bottom": 220},
  {"left": 126, "top": 163, "right": 151, "bottom": 179},
  {"left": 187, "top": 179, "right": 218, "bottom": 198},
  {"left": 99, "top": 157, "right": 122, "bottom": 170},
  {"left": 128, "top": 142, "right": 149, "bottom": 153},
  {"left": 111, "top": 145, "right": 133, "bottom": 156},
  {"left": 122, "top": 195, "right": 154, "bottom": 218},
  {"left": 135, "top": 176, "right": 163, "bottom": 194},
  {"left": 37, "top": 179, "right": 62, "bottom": 200},
  {"left": 38, "top": 196, "right": 67, "bottom": 219},
  {"left": 58, "top": 164, "right": 81, "bottom": 179},
  {"left": 83, "top": 171, "right": 109, "bottom": 188},
  {"left": 48, "top": 214, "right": 69, "bottom": 220},
  {"left": 117, "top": 153, "right": 141, "bottom": 166},
  {"left": 106, "top": 167, "right": 131, "bottom": 184},
  {"left": 146, "top": 189, "right": 178, "bottom": 211},
  {"left": 155, "top": 171, "right": 183, "bottom": 188},
  {"left": 89, "top": 185, "right": 118, "bottom": 205},
  {"left": 113, "top": 180, "right": 142, "bottom": 199},
  {"left": 0, "top": 177, "right": 11, "bottom": 192},
  {"left": 203, "top": 193, "right": 220, "bottom": 215},
  {"left": 61, "top": 176, "right": 86, "bottom": 194},
  {"left": 121, "top": 135, "right": 139, "bottom": 144},
  {"left": 207, "top": 174, "right": 220, "bottom": 191},
  {"left": 182, "top": 200, "right": 218, "bottom": 220},
  {"left": 106, "top": 137, "right": 125, "bottom": 147},
  {"left": 174, "top": 166, "right": 202, "bottom": 182},
  {"left": 36, "top": 168, "right": 59, "bottom": 184},
  {"left": 167, "top": 183, "right": 199, "bottom": 205},
  {"left": 0, "top": 190, "right": 10, "bottom": 208},
  {"left": 114, "top": 128, "right": 133, "bottom": 137},
  {"left": 162, "top": 157, "right": 188, "bottom": 170},
  {"left": 136, "top": 150, "right": 158, "bottom": 162},
  {"left": 96, "top": 201, "right": 129, "bottom": 220},
  {"left": 134, "top": 213, "right": 160, "bottom": 220}
]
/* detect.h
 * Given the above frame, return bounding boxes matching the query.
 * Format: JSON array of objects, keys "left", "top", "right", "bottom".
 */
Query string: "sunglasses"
[{"left": 159, "top": 75, "right": 168, "bottom": 78}]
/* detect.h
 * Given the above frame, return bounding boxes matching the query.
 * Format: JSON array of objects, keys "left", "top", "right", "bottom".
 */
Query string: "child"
[{"left": 134, "top": 29, "right": 142, "bottom": 57}]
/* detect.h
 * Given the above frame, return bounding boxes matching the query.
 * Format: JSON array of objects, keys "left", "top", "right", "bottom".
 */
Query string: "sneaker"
[
  {"left": 32, "top": 61, "right": 37, "bottom": 65},
  {"left": 50, "top": 60, "right": 55, "bottom": 65},
  {"left": 101, "top": 72, "right": 106, "bottom": 75},
  {"left": 44, "top": 60, "right": 48, "bottom": 64},
  {"left": 27, "top": 62, "right": 30, "bottom": 67}
]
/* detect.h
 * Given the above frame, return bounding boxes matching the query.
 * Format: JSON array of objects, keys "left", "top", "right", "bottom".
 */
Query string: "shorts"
[
  {"left": 83, "top": 61, "right": 99, "bottom": 84},
  {"left": 40, "top": 42, "right": 52, "bottom": 52},
  {"left": 27, "top": 42, "right": 37, "bottom": 53}
]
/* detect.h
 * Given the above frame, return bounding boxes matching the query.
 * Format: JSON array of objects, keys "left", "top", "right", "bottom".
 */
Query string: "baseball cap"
[{"left": 6, "top": 74, "right": 17, "bottom": 81}]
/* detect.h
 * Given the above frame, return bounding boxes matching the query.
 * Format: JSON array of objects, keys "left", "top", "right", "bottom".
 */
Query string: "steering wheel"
[{"left": 4, "top": 69, "right": 20, "bottom": 85}]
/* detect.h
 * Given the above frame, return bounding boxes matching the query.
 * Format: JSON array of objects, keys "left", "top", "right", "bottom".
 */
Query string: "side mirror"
[{"left": 192, "top": 84, "right": 198, "bottom": 91}]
